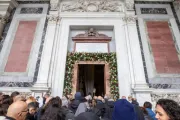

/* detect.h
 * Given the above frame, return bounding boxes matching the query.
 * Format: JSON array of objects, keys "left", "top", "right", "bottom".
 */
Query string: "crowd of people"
[{"left": 0, "top": 91, "right": 180, "bottom": 120}]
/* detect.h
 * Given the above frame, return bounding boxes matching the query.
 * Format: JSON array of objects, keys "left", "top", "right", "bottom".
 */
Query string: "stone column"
[{"left": 124, "top": 4, "right": 153, "bottom": 105}]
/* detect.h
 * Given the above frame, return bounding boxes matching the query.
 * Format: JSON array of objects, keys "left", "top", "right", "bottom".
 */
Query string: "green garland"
[{"left": 64, "top": 52, "right": 119, "bottom": 100}]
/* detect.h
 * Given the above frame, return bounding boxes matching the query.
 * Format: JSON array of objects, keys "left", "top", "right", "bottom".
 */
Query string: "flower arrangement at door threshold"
[{"left": 64, "top": 52, "right": 119, "bottom": 100}]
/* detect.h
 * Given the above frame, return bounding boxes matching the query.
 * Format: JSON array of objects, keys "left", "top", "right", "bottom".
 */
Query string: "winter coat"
[
  {"left": 61, "top": 107, "right": 75, "bottom": 120},
  {"left": 104, "top": 101, "right": 114, "bottom": 120},
  {"left": 92, "top": 103, "right": 107, "bottom": 119},
  {"left": 133, "top": 105, "right": 145, "bottom": 120},
  {"left": 68, "top": 100, "right": 81, "bottom": 114},
  {"left": 75, "top": 112, "right": 100, "bottom": 120},
  {"left": 75, "top": 103, "right": 87, "bottom": 117},
  {"left": 112, "top": 99, "right": 138, "bottom": 120}
]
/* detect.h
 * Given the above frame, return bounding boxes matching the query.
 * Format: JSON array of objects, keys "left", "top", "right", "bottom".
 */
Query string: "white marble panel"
[
  {"left": 0, "top": 4, "right": 48, "bottom": 82},
  {"left": 75, "top": 43, "right": 108, "bottom": 53}
]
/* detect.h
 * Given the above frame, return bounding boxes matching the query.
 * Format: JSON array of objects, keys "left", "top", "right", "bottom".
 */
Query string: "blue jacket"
[{"left": 146, "top": 108, "right": 157, "bottom": 120}]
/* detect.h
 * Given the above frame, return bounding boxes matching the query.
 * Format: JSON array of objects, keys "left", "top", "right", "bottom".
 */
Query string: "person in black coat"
[{"left": 68, "top": 92, "right": 82, "bottom": 114}]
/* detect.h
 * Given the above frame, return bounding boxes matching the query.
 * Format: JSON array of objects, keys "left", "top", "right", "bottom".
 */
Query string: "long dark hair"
[
  {"left": 156, "top": 99, "right": 180, "bottom": 120},
  {"left": 40, "top": 97, "right": 64, "bottom": 120}
]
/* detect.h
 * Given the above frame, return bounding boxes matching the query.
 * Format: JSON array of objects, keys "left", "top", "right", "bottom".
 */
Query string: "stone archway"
[{"left": 72, "top": 61, "right": 110, "bottom": 96}]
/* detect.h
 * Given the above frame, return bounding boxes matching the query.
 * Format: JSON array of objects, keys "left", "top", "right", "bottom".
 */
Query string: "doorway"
[
  {"left": 72, "top": 61, "right": 110, "bottom": 96},
  {"left": 77, "top": 64, "right": 104, "bottom": 96}
]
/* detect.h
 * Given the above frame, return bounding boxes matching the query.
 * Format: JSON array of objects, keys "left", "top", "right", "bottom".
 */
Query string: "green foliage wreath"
[{"left": 64, "top": 52, "right": 119, "bottom": 100}]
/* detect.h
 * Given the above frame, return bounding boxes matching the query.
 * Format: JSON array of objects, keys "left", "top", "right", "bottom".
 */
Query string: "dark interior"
[{"left": 78, "top": 64, "right": 104, "bottom": 96}]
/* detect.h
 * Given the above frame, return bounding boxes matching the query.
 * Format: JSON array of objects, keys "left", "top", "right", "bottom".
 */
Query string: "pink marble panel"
[{"left": 5, "top": 21, "right": 37, "bottom": 72}]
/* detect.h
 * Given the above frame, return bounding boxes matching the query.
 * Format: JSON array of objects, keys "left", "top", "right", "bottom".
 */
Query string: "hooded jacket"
[
  {"left": 112, "top": 99, "right": 138, "bottom": 120},
  {"left": 69, "top": 92, "right": 82, "bottom": 114}
]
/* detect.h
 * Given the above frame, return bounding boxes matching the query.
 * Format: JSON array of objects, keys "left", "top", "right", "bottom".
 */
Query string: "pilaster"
[
  {"left": 124, "top": 0, "right": 152, "bottom": 104},
  {"left": 34, "top": 14, "right": 60, "bottom": 91},
  {"left": 34, "top": 1, "right": 60, "bottom": 94}
]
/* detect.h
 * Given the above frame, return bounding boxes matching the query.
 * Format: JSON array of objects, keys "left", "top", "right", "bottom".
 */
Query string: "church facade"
[{"left": 0, "top": 0, "right": 180, "bottom": 106}]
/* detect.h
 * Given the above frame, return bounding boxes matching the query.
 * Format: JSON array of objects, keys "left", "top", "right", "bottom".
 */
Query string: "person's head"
[
  {"left": 1, "top": 95, "right": 13, "bottom": 105},
  {"left": 44, "top": 93, "right": 50, "bottom": 99},
  {"left": 155, "top": 99, "right": 180, "bottom": 120},
  {"left": 132, "top": 98, "right": 139, "bottom": 106},
  {"left": 144, "top": 101, "right": 152, "bottom": 109},
  {"left": 41, "top": 106, "right": 65, "bottom": 120},
  {"left": 46, "top": 97, "right": 62, "bottom": 108},
  {"left": 112, "top": 99, "right": 137, "bottom": 120},
  {"left": 11, "top": 91, "right": 20, "bottom": 102},
  {"left": 0, "top": 104, "right": 9, "bottom": 116},
  {"left": 128, "top": 95, "right": 132, "bottom": 101},
  {"left": 61, "top": 96, "right": 68, "bottom": 107},
  {"left": 28, "top": 102, "right": 38, "bottom": 115},
  {"left": 97, "top": 96, "right": 103, "bottom": 101},
  {"left": 75, "top": 92, "right": 82, "bottom": 100},
  {"left": 121, "top": 96, "right": 126, "bottom": 99},
  {"left": 140, "top": 107, "right": 148, "bottom": 115},
  {"left": 67, "top": 93, "right": 73, "bottom": 101},
  {"left": 7, "top": 101, "right": 28, "bottom": 120},
  {"left": 93, "top": 96, "right": 97, "bottom": 100},
  {"left": 26, "top": 96, "right": 36, "bottom": 105},
  {"left": 14, "top": 95, "right": 26, "bottom": 102},
  {"left": 45, "top": 96, "right": 53, "bottom": 104}
]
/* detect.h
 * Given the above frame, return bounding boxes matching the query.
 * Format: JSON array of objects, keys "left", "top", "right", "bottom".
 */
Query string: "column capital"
[
  {"left": 47, "top": 15, "right": 61, "bottom": 24},
  {"left": 122, "top": 15, "right": 137, "bottom": 24},
  {"left": 0, "top": 15, "right": 7, "bottom": 24}
]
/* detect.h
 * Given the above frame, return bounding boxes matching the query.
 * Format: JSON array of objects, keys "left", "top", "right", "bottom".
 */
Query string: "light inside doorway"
[{"left": 77, "top": 64, "right": 105, "bottom": 96}]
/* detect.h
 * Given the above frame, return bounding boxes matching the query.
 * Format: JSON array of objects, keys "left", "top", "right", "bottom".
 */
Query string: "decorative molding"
[
  {"left": 50, "top": 0, "right": 60, "bottom": 11},
  {"left": 61, "top": 0, "right": 123, "bottom": 12},
  {"left": 173, "top": 0, "right": 180, "bottom": 11},
  {"left": 72, "top": 28, "right": 112, "bottom": 41},
  {"left": 149, "top": 84, "right": 180, "bottom": 89},
  {"left": 47, "top": 15, "right": 60, "bottom": 24},
  {"left": 125, "top": 2, "right": 134, "bottom": 11},
  {"left": 141, "top": 8, "right": 167, "bottom": 14},
  {"left": 18, "top": 1, "right": 49, "bottom": 4},
  {"left": 122, "top": 15, "right": 137, "bottom": 23},
  {"left": 20, "top": 7, "right": 43, "bottom": 14},
  {"left": 151, "top": 93, "right": 180, "bottom": 105}
]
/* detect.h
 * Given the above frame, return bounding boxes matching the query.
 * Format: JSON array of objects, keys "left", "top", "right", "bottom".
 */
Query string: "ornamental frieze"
[
  {"left": 61, "top": 0, "right": 124, "bottom": 12},
  {"left": 0, "top": 15, "right": 7, "bottom": 24},
  {"left": 122, "top": 15, "right": 137, "bottom": 23},
  {"left": 151, "top": 94, "right": 180, "bottom": 105}
]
